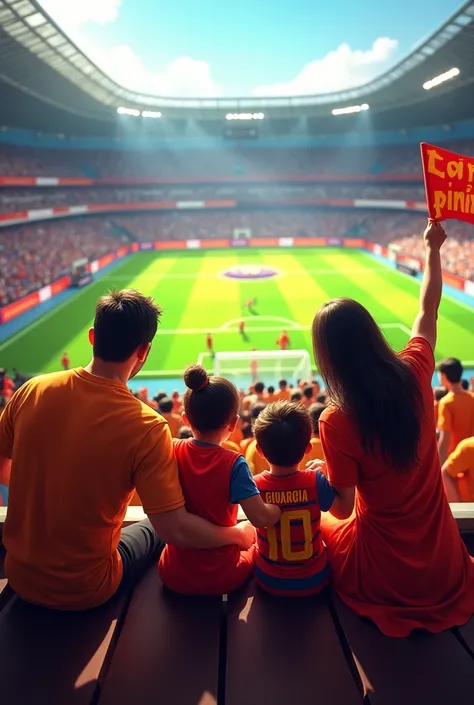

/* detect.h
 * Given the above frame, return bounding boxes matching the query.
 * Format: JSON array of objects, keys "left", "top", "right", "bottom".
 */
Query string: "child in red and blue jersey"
[
  {"left": 253, "top": 401, "right": 343, "bottom": 597},
  {"left": 158, "top": 364, "right": 280, "bottom": 595}
]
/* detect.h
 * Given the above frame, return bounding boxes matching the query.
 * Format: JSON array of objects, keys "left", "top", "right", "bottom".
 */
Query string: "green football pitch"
[{"left": 0, "top": 247, "right": 473, "bottom": 378}]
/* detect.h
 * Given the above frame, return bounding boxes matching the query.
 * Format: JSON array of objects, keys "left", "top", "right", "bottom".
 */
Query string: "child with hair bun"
[{"left": 158, "top": 364, "right": 281, "bottom": 595}]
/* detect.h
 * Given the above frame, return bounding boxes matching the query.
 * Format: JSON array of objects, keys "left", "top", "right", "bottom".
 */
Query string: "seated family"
[{"left": 0, "top": 219, "right": 473, "bottom": 638}]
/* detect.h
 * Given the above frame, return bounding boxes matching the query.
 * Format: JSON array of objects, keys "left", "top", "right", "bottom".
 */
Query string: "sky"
[{"left": 38, "top": 0, "right": 462, "bottom": 98}]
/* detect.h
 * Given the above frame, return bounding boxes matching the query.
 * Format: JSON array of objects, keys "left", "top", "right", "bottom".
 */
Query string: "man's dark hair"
[
  {"left": 461, "top": 379, "right": 469, "bottom": 391},
  {"left": 308, "top": 402, "right": 326, "bottom": 437},
  {"left": 178, "top": 426, "right": 193, "bottom": 439},
  {"left": 303, "top": 385, "right": 313, "bottom": 400},
  {"left": 158, "top": 397, "right": 174, "bottom": 414},
  {"left": 254, "top": 381, "right": 265, "bottom": 394},
  {"left": 250, "top": 402, "right": 267, "bottom": 425},
  {"left": 316, "top": 393, "right": 327, "bottom": 404},
  {"left": 433, "top": 386, "right": 448, "bottom": 402},
  {"left": 267, "top": 385, "right": 275, "bottom": 394},
  {"left": 154, "top": 391, "right": 168, "bottom": 404},
  {"left": 438, "top": 357, "right": 463, "bottom": 384},
  {"left": 290, "top": 390, "right": 303, "bottom": 402},
  {"left": 93, "top": 289, "right": 161, "bottom": 362},
  {"left": 255, "top": 401, "right": 311, "bottom": 467},
  {"left": 278, "top": 379, "right": 288, "bottom": 389}
]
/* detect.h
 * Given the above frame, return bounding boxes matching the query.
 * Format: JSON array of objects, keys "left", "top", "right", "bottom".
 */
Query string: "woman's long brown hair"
[{"left": 312, "top": 298, "right": 422, "bottom": 471}]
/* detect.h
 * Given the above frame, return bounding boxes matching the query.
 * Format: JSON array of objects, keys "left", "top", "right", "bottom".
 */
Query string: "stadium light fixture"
[
  {"left": 332, "top": 103, "right": 369, "bottom": 116},
  {"left": 141, "top": 110, "right": 162, "bottom": 118},
  {"left": 422, "top": 67, "right": 460, "bottom": 91},
  {"left": 117, "top": 107, "right": 140, "bottom": 116},
  {"left": 225, "top": 113, "right": 265, "bottom": 120}
]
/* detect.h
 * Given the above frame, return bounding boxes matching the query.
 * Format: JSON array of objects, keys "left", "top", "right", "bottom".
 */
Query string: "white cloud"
[
  {"left": 80, "top": 41, "right": 223, "bottom": 97},
  {"left": 38, "top": 0, "right": 121, "bottom": 31},
  {"left": 253, "top": 37, "right": 399, "bottom": 96},
  {"left": 37, "top": 3, "right": 399, "bottom": 99}
]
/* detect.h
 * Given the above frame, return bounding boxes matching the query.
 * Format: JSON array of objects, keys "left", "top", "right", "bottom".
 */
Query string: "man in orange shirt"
[
  {"left": 0, "top": 289, "right": 254, "bottom": 610},
  {"left": 437, "top": 358, "right": 474, "bottom": 465},
  {"left": 442, "top": 437, "right": 474, "bottom": 503},
  {"left": 275, "top": 379, "right": 290, "bottom": 401},
  {"left": 158, "top": 397, "right": 182, "bottom": 438}
]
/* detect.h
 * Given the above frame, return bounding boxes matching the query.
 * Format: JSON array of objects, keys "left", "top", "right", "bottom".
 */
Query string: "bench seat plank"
[
  {"left": 98, "top": 568, "right": 222, "bottom": 705},
  {"left": 332, "top": 594, "right": 474, "bottom": 705},
  {"left": 0, "top": 587, "right": 129, "bottom": 705},
  {"left": 225, "top": 580, "right": 362, "bottom": 705}
]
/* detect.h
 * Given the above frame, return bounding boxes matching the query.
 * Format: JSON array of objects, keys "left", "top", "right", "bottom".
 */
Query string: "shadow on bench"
[{"left": 0, "top": 585, "right": 130, "bottom": 705}]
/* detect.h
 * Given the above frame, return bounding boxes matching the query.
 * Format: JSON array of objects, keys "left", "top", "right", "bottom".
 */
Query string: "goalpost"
[{"left": 211, "top": 349, "right": 312, "bottom": 388}]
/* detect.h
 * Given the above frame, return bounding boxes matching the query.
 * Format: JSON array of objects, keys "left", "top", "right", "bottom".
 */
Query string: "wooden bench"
[
  {"left": 331, "top": 594, "right": 474, "bottom": 705},
  {"left": 0, "top": 581, "right": 130, "bottom": 705},
  {"left": 225, "top": 580, "right": 363, "bottom": 705},
  {"left": 1, "top": 504, "right": 474, "bottom": 705},
  {"left": 97, "top": 568, "right": 222, "bottom": 705}
]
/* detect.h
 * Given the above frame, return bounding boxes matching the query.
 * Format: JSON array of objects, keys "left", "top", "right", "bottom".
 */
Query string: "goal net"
[{"left": 203, "top": 349, "right": 312, "bottom": 389}]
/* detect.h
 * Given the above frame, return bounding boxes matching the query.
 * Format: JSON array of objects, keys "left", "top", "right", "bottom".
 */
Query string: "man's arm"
[
  {"left": 441, "top": 468, "right": 461, "bottom": 503},
  {"left": 411, "top": 219, "right": 446, "bottom": 350},
  {"left": 438, "top": 430, "right": 451, "bottom": 466},
  {"left": 147, "top": 507, "right": 255, "bottom": 549}
]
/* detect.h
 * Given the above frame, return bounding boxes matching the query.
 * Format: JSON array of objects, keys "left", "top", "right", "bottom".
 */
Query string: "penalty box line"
[{"left": 153, "top": 321, "right": 410, "bottom": 336}]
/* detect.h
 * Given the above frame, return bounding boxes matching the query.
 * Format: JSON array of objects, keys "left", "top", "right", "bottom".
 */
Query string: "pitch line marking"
[
  {"left": 220, "top": 315, "right": 300, "bottom": 331},
  {"left": 101, "top": 267, "right": 392, "bottom": 282}
]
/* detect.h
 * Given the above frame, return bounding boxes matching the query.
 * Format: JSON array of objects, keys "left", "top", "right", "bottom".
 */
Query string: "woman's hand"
[
  {"left": 423, "top": 219, "right": 447, "bottom": 250},
  {"left": 233, "top": 520, "right": 257, "bottom": 549}
]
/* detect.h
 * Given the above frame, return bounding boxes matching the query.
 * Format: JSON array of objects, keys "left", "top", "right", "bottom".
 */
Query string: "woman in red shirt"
[{"left": 311, "top": 219, "right": 474, "bottom": 637}]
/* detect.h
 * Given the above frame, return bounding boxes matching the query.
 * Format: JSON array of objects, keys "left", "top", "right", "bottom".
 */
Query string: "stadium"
[{"left": 0, "top": 0, "right": 474, "bottom": 703}]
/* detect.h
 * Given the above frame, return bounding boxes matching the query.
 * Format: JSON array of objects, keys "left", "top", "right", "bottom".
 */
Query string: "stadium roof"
[{"left": 0, "top": 0, "right": 474, "bottom": 136}]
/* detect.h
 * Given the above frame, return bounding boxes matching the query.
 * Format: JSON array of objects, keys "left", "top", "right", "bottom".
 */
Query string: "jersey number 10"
[{"left": 266, "top": 509, "right": 313, "bottom": 562}]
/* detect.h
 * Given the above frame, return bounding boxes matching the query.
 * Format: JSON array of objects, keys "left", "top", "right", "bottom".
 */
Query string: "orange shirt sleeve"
[
  {"left": 319, "top": 417, "right": 358, "bottom": 489},
  {"left": 0, "top": 384, "right": 24, "bottom": 458},
  {"left": 444, "top": 439, "right": 474, "bottom": 478},
  {"left": 133, "top": 420, "right": 185, "bottom": 515},
  {"left": 437, "top": 398, "right": 452, "bottom": 432}
]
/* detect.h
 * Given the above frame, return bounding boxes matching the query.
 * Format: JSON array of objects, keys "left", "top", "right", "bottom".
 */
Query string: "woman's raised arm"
[{"left": 411, "top": 219, "right": 447, "bottom": 351}]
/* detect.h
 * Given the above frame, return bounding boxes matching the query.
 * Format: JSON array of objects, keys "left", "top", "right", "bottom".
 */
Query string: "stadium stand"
[
  {"left": 0, "top": 221, "right": 123, "bottom": 306},
  {"left": 0, "top": 183, "right": 427, "bottom": 211},
  {"left": 0, "top": 141, "right": 473, "bottom": 179},
  {"left": 1, "top": 1, "right": 474, "bottom": 698}
]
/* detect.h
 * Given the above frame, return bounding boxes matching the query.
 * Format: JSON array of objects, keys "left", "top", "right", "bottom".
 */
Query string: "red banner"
[
  {"left": 420, "top": 142, "right": 474, "bottom": 223},
  {"left": 0, "top": 291, "right": 39, "bottom": 323}
]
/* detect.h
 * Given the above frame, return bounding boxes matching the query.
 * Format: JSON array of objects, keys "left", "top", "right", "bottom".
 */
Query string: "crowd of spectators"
[
  {"left": 1, "top": 139, "right": 474, "bottom": 179},
  {"left": 392, "top": 220, "right": 474, "bottom": 281},
  {"left": 115, "top": 208, "right": 427, "bottom": 243},
  {"left": 0, "top": 219, "right": 121, "bottom": 306},
  {"left": 0, "top": 183, "right": 427, "bottom": 213},
  {"left": 0, "top": 207, "right": 472, "bottom": 308}
]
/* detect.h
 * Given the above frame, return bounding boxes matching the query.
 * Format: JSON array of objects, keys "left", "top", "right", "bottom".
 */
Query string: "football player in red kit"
[
  {"left": 158, "top": 364, "right": 280, "bottom": 595},
  {"left": 61, "top": 352, "right": 70, "bottom": 370},
  {"left": 206, "top": 333, "right": 214, "bottom": 356},
  {"left": 253, "top": 401, "right": 345, "bottom": 596},
  {"left": 276, "top": 330, "right": 290, "bottom": 350}
]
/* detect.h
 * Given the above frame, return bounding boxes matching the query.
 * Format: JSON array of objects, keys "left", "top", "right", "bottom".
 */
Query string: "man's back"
[
  {"left": 438, "top": 391, "right": 474, "bottom": 454},
  {"left": 0, "top": 368, "right": 181, "bottom": 609}
]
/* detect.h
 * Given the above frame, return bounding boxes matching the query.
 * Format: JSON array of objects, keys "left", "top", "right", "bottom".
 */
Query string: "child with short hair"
[
  {"left": 253, "top": 401, "right": 344, "bottom": 596},
  {"left": 158, "top": 365, "right": 280, "bottom": 595}
]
